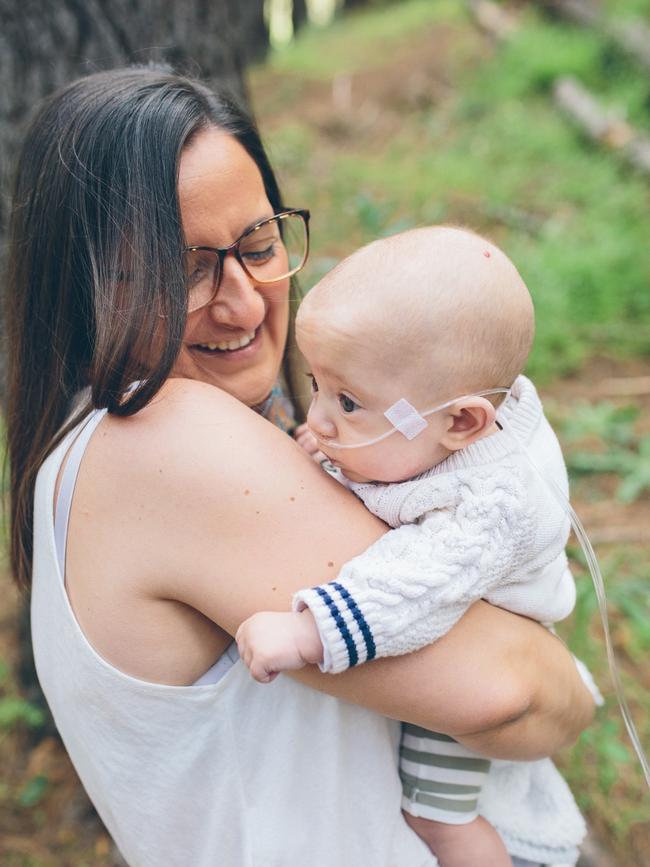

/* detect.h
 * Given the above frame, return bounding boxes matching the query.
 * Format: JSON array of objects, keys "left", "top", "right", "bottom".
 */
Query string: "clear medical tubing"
[
  {"left": 313, "top": 386, "right": 650, "bottom": 787},
  {"left": 312, "top": 385, "right": 650, "bottom": 786},
  {"left": 498, "top": 424, "right": 650, "bottom": 790},
  {"left": 316, "top": 388, "right": 511, "bottom": 450}
]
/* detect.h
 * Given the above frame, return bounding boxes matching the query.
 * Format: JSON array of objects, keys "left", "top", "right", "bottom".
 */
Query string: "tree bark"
[
  {"left": 0, "top": 0, "right": 268, "bottom": 279},
  {"left": 554, "top": 76, "right": 650, "bottom": 177},
  {"left": 292, "top": 0, "right": 308, "bottom": 33}
]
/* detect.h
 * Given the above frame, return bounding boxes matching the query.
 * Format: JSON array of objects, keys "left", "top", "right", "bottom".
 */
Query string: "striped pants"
[
  {"left": 400, "top": 723, "right": 491, "bottom": 824},
  {"left": 400, "top": 724, "right": 565, "bottom": 866}
]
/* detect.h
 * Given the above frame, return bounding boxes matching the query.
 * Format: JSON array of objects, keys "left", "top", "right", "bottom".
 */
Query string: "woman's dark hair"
[{"left": 5, "top": 66, "right": 295, "bottom": 590}]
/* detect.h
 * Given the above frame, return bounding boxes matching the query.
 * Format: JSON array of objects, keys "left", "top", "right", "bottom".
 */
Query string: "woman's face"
[{"left": 173, "top": 127, "right": 290, "bottom": 406}]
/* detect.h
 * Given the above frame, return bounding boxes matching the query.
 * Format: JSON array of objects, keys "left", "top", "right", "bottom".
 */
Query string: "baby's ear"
[{"left": 440, "top": 397, "right": 497, "bottom": 452}]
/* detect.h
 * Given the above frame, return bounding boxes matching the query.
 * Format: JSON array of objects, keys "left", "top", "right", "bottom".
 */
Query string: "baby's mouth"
[{"left": 193, "top": 328, "right": 257, "bottom": 353}]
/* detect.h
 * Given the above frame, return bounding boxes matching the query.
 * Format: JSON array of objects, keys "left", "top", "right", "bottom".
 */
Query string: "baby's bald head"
[{"left": 297, "top": 226, "right": 534, "bottom": 403}]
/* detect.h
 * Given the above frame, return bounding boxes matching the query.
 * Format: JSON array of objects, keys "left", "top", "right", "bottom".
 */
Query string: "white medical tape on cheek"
[{"left": 384, "top": 398, "right": 429, "bottom": 440}]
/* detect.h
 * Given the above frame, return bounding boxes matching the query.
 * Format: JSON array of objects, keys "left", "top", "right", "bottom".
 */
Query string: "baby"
[{"left": 237, "top": 226, "right": 582, "bottom": 867}]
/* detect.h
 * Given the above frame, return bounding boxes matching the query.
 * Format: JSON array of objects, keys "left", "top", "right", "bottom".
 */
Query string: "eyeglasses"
[{"left": 183, "top": 208, "right": 310, "bottom": 313}]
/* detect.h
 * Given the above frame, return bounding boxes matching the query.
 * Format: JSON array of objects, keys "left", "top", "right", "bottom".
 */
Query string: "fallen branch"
[
  {"left": 535, "top": 0, "right": 600, "bottom": 28},
  {"left": 553, "top": 76, "right": 650, "bottom": 177},
  {"left": 607, "top": 19, "right": 650, "bottom": 74},
  {"left": 467, "top": 0, "right": 517, "bottom": 41}
]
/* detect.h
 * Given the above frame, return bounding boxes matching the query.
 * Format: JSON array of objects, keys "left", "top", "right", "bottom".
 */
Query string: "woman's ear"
[{"left": 440, "top": 397, "right": 497, "bottom": 452}]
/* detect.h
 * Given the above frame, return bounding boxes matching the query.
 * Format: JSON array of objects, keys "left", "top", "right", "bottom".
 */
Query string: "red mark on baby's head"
[{"left": 483, "top": 250, "right": 491, "bottom": 258}]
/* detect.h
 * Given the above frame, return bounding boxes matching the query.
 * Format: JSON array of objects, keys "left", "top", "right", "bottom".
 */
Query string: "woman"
[{"left": 5, "top": 68, "right": 593, "bottom": 867}]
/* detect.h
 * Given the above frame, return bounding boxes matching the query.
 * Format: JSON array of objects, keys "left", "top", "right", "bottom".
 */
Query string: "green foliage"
[
  {"left": 557, "top": 402, "right": 639, "bottom": 445},
  {"left": 556, "top": 551, "right": 650, "bottom": 831},
  {"left": 18, "top": 774, "right": 49, "bottom": 808},
  {"left": 486, "top": 19, "right": 603, "bottom": 97},
  {"left": 568, "top": 435, "right": 650, "bottom": 502},
  {"left": 554, "top": 401, "right": 650, "bottom": 502},
  {"left": 0, "top": 696, "right": 46, "bottom": 730}
]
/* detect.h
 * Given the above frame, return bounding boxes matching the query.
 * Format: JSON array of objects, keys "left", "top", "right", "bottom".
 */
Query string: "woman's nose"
[
  {"left": 207, "top": 254, "right": 265, "bottom": 329},
  {"left": 307, "top": 400, "right": 337, "bottom": 441}
]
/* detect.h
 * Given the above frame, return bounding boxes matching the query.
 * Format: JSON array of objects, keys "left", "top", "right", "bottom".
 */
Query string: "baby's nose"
[{"left": 307, "top": 403, "right": 337, "bottom": 440}]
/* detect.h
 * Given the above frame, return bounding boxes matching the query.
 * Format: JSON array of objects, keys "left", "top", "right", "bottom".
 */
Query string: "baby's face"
[{"left": 298, "top": 321, "right": 451, "bottom": 484}]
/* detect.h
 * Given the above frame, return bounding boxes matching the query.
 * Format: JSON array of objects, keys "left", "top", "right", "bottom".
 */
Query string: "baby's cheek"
[
  {"left": 351, "top": 452, "right": 407, "bottom": 485},
  {"left": 370, "top": 446, "right": 431, "bottom": 484}
]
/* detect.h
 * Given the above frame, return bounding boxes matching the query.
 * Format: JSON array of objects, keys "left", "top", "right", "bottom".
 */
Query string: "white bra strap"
[{"left": 54, "top": 409, "right": 108, "bottom": 578}]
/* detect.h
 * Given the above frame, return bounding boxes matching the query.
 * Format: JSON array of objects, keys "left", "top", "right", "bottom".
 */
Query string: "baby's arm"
[
  {"left": 238, "top": 477, "right": 530, "bottom": 679},
  {"left": 294, "top": 477, "right": 531, "bottom": 673}
]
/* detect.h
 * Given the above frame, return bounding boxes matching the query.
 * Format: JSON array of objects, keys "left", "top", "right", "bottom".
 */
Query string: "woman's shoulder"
[
  {"left": 104, "top": 377, "right": 289, "bottom": 481},
  {"left": 91, "top": 377, "right": 350, "bottom": 550},
  {"left": 135, "top": 376, "right": 264, "bottom": 436}
]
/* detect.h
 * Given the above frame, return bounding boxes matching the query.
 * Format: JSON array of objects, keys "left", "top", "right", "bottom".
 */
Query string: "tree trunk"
[
  {"left": 0, "top": 0, "right": 268, "bottom": 278},
  {"left": 292, "top": 0, "right": 308, "bottom": 33}
]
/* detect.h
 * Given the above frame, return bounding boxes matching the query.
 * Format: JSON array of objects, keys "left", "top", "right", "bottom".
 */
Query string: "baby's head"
[{"left": 296, "top": 225, "right": 534, "bottom": 483}]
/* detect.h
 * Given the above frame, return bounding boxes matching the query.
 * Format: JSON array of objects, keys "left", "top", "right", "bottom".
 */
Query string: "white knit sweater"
[
  {"left": 294, "top": 376, "right": 576, "bottom": 675},
  {"left": 292, "top": 377, "right": 587, "bottom": 864}
]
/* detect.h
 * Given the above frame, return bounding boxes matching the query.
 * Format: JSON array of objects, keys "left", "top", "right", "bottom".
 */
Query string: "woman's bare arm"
[
  {"left": 93, "top": 379, "right": 594, "bottom": 757},
  {"left": 294, "top": 605, "right": 592, "bottom": 760}
]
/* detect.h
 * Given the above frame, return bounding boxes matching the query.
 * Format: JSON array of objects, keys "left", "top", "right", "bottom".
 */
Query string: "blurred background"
[{"left": 0, "top": 0, "right": 649, "bottom": 864}]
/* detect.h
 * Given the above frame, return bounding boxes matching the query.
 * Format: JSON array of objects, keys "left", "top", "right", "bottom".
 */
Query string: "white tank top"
[{"left": 31, "top": 412, "right": 437, "bottom": 867}]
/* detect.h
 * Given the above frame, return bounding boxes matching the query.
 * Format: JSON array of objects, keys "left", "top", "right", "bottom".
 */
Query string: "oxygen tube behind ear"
[
  {"left": 498, "top": 421, "right": 650, "bottom": 790},
  {"left": 315, "top": 388, "right": 512, "bottom": 450}
]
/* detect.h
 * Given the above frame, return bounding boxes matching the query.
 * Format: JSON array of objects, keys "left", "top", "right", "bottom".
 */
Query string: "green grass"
[
  {"left": 258, "top": 1, "right": 650, "bottom": 380},
  {"left": 266, "top": 0, "right": 463, "bottom": 79},
  {"left": 556, "top": 549, "right": 650, "bottom": 837},
  {"left": 544, "top": 400, "right": 650, "bottom": 836}
]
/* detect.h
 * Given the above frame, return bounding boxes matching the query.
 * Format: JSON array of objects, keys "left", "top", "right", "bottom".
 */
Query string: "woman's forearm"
[
  {"left": 446, "top": 608, "right": 594, "bottom": 759},
  {"left": 293, "top": 602, "right": 594, "bottom": 760}
]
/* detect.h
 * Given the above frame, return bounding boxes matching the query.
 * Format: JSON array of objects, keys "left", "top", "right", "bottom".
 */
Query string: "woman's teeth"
[{"left": 197, "top": 330, "right": 256, "bottom": 352}]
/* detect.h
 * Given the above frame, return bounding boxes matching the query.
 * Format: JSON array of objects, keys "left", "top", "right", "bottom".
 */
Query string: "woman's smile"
[
  {"left": 191, "top": 326, "right": 260, "bottom": 355},
  {"left": 175, "top": 129, "right": 290, "bottom": 406}
]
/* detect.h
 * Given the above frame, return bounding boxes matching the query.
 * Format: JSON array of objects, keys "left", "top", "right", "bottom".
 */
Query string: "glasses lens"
[
  {"left": 238, "top": 213, "right": 307, "bottom": 284},
  {"left": 184, "top": 249, "right": 219, "bottom": 312}
]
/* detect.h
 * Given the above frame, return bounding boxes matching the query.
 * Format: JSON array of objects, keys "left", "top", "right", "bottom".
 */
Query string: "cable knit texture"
[{"left": 294, "top": 376, "right": 575, "bottom": 674}]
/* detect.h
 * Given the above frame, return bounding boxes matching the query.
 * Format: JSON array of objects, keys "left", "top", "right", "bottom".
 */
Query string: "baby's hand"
[
  {"left": 294, "top": 423, "right": 328, "bottom": 463},
  {"left": 235, "top": 610, "right": 324, "bottom": 683}
]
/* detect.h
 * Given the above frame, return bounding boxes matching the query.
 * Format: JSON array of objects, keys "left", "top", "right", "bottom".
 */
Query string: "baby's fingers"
[
  {"left": 250, "top": 664, "right": 278, "bottom": 684},
  {"left": 294, "top": 424, "right": 321, "bottom": 456}
]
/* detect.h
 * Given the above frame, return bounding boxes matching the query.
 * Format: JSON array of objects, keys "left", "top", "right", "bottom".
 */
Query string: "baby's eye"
[
  {"left": 306, "top": 373, "right": 318, "bottom": 393},
  {"left": 338, "top": 394, "right": 359, "bottom": 414}
]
